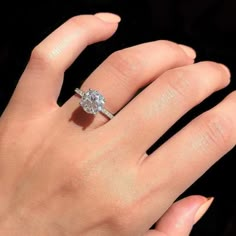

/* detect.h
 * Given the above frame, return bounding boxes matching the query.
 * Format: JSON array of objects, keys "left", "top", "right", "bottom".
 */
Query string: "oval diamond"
[{"left": 80, "top": 89, "right": 105, "bottom": 115}]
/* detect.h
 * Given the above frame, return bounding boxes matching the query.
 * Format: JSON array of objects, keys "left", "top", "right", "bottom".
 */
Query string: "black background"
[{"left": 4, "top": 1, "right": 236, "bottom": 235}]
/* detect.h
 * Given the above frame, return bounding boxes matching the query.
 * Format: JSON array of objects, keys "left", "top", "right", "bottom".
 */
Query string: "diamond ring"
[{"left": 74, "top": 88, "right": 114, "bottom": 119}]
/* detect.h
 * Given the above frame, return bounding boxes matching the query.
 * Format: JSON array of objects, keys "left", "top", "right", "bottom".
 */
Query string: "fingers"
[
  {"left": 141, "top": 91, "right": 236, "bottom": 201},
  {"left": 107, "top": 61, "right": 230, "bottom": 155},
  {"left": 145, "top": 196, "right": 214, "bottom": 236},
  {"left": 61, "top": 41, "right": 195, "bottom": 128},
  {"left": 5, "top": 13, "right": 120, "bottom": 118}
]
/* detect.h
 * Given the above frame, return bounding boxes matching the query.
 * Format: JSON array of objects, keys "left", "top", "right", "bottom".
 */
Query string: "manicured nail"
[
  {"left": 94, "top": 12, "right": 121, "bottom": 23},
  {"left": 194, "top": 197, "right": 214, "bottom": 224},
  {"left": 178, "top": 44, "right": 196, "bottom": 59}
]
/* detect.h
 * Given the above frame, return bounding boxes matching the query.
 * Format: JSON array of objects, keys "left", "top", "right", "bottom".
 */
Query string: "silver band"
[{"left": 75, "top": 88, "right": 114, "bottom": 119}]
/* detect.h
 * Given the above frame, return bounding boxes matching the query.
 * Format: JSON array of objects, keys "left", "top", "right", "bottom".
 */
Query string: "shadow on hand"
[{"left": 69, "top": 105, "right": 95, "bottom": 130}]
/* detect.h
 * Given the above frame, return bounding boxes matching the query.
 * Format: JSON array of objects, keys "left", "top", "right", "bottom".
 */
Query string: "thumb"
[{"left": 145, "top": 195, "right": 214, "bottom": 236}]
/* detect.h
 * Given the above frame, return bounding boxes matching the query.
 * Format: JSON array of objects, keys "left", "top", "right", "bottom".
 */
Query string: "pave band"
[{"left": 75, "top": 88, "right": 114, "bottom": 119}]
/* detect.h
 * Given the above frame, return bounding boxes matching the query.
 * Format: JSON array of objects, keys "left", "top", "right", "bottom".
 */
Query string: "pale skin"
[{"left": 0, "top": 12, "right": 235, "bottom": 236}]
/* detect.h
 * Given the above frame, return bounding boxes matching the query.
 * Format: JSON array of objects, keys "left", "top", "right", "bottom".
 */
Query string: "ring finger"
[{"left": 61, "top": 40, "right": 196, "bottom": 128}]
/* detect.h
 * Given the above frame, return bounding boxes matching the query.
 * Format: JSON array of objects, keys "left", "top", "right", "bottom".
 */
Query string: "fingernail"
[
  {"left": 194, "top": 197, "right": 214, "bottom": 224},
  {"left": 94, "top": 12, "right": 121, "bottom": 23},
  {"left": 178, "top": 44, "right": 196, "bottom": 59}
]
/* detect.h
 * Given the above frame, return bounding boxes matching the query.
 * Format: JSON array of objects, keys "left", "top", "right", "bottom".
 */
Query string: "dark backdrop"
[{"left": 4, "top": 1, "right": 236, "bottom": 235}]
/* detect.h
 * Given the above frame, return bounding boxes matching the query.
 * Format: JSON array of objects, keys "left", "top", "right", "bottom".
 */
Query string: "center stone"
[{"left": 80, "top": 89, "right": 105, "bottom": 115}]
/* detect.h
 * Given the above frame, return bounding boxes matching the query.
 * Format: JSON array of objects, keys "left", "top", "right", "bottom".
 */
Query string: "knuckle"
[
  {"left": 30, "top": 45, "right": 56, "bottom": 71},
  {"left": 200, "top": 112, "right": 232, "bottom": 149},
  {"left": 67, "top": 15, "right": 88, "bottom": 28},
  {"left": 68, "top": 15, "right": 82, "bottom": 25},
  {"left": 164, "top": 68, "right": 193, "bottom": 101},
  {"left": 163, "top": 62, "right": 230, "bottom": 105},
  {"left": 107, "top": 49, "right": 144, "bottom": 85}
]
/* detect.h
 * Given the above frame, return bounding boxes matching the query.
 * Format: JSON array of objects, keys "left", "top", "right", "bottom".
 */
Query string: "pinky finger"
[{"left": 145, "top": 195, "right": 214, "bottom": 236}]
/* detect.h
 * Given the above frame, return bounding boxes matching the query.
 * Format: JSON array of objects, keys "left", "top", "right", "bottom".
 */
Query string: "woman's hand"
[{"left": 0, "top": 13, "right": 235, "bottom": 235}]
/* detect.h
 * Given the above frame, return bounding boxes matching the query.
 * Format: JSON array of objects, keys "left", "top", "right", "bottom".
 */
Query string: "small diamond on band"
[{"left": 74, "top": 88, "right": 114, "bottom": 119}]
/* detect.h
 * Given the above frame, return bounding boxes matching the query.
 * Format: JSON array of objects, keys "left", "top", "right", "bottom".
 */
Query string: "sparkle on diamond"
[{"left": 80, "top": 89, "right": 105, "bottom": 115}]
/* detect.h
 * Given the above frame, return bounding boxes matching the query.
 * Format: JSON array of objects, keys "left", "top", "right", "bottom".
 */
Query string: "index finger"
[{"left": 5, "top": 13, "right": 120, "bottom": 118}]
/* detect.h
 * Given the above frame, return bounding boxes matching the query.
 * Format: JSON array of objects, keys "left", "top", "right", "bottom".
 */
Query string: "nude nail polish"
[
  {"left": 94, "top": 12, "right": 121, "bottom": 23},
  {"left": 194, "top": 197, "right": 214, "bottom": 224},
  {"left": 178, "top": 44, "right": 196, "bottom": 59}
]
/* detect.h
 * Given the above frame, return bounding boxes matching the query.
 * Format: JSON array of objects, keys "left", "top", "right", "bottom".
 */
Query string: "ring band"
[{"left": 75, "top": 88, "right": 114, "bottom": 119}]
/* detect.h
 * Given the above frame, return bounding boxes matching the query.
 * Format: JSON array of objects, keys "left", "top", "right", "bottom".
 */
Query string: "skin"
[{"left": 0, "top": 13, "right": 235, "bottom": 236}]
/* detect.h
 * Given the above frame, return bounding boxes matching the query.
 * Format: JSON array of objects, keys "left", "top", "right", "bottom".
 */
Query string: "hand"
[{"left": 0, "top": 13, "right": 235, "bottom": 236}]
